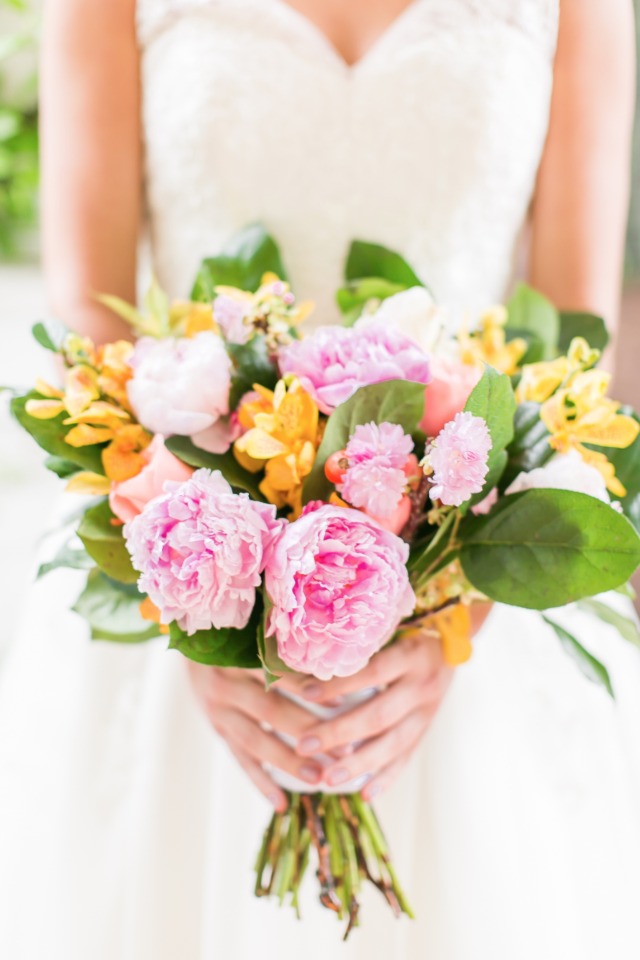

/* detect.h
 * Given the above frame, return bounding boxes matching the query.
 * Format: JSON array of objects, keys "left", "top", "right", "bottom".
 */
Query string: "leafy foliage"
[
  {"left": 165, "top": 435, "right": 264, "bottom": 499},
  {"left": 191, "top": 223, "right": 288, "bottom": 301},
  {"left": 10, "top": 391, "right": 105, "bottom": 474},
  {"left": 77, "top": 499, "right": 139, "bottom": 584},
  {"left": 73, "top": 570, "right": 159, "bottom": 643},
  {"left": 463, "top": 366, "right": 516, "bottom": 500},
  {"left": 542, "top": 616, "right": 614, "bottom": 697},
  {"left": 169, "top": 603, "right": 262, "bottom": 668}
]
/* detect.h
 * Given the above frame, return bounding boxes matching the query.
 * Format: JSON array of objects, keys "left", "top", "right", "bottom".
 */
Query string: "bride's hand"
[
  {"left": 277, "top": 602, "right": 493, "bottom": 801},
  {"left": 186, "top": 663, "right": 325, "bottom": 812}
]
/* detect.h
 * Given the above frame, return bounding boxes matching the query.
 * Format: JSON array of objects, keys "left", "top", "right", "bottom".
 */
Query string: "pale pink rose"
[
  {"left": 421, "top": 356, "right": 482, "bottom": 438},
  {"left": 368, "top": 494, "right": 412, "bottom": 534},
  {"left": 278, "top": 320, "right": 430, "bottom": 415},
  {"left": 124, "top": 469, "right": 284, "bottom": 634},
  {"left": 339, "top": 422, "right": 414, "bottom": 519},
  {"left": 506, "top": 451, "right": 610, "bottom": 503},
  {"left": 427, "top": 412, "right": 492, "bottom": 507},
  {"left": 214, "top": 294, "right": 251, "bottom": 345},
  {"left": 127, "top": 332, "right": 232, "bottom": 451},
  {"left": 265, "top": 505, "right": 415, "bottom": 680},
  {"left": 109, "top": 435, "right": 194, "bottom": 523}
]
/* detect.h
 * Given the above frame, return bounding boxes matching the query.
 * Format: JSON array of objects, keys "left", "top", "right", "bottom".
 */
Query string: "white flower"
[
  {"left": 506, "top": 451, "right": 610, "bottom": 503},
  {"left": 364, "top": 286, "right": 451, "bottom": 355},
  {"left": 127, "top": 331, "right": 232, "bottom": 452}
]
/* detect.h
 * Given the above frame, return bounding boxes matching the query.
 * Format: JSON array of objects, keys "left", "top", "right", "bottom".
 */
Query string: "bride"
[{"left": 1, "top": 0, "right": 639, "bottom": 957}]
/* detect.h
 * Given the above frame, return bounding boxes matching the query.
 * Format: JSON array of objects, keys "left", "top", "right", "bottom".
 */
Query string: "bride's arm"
[
  {"left": 530, "top": 0, "right": 636, "bottom": 331},
  {"left": 41, "top": 0, "right": 141, "bottom": 344}
]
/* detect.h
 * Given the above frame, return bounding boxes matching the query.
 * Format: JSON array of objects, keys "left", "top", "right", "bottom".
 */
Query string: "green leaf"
[
  {"left": 459, "top": 489, "right": 640, "bottom": 609},
  {"left": 77, "top": 500, "right": 139, "bottom": 584},
  {"left": 38, "top": 542, "right": 95, "bottom": 579},
  {"left": 558, "top": 311, "right": 609, "bottom": 354},
  {"left": 43, "top": 456, "right": 81, "bottom": 479},
  {"left": 10, "top": 392, "right": 106, "bottom": 474},
  {"left": 576, "top": 597, "right": 640, "bottom": 649},
  {"left": 590, "top": 409, "right": 640, "bottom": 534},
  {"left": 73, "top": 570, "right": 159, "bottom": 642},
  {"left": 542, "top": 616, "right": 614, "bottom": 697},
  {"left": 94, "top": 293, "right": 151, "bottom": 337},
  {"left": 502, "top": 402, "right": 553, "bottom": 489},
  {"left": 345, "top": 240, "right": 424, "bottom": 287},
  {"left": 191, "top": 224, "right": 288, "bottom": 301},
  {"left": 168, "top": 603, "right": 261, "bottom": 668},
  {"left": 256, "top": 598, "right": 293, "bottom": 683},
  {"left": 506, "top": 284, "right": 559, "bottom": 361},
  {"left": 335, "top": 277, "right": 407, "bottom": 325},
  {"left": 32, "top": 320, "right": 68, "bottom": 353},
  {"left": 303, "top": 379, "right": 427, "bottom": 504},
  {"left": 227, "top": 336, "right": 279, "bottom": 409},
  {"left": 463, "top": 365, "right": 516, "bottom": 496},
  {"left": 164, "top": 435, "right": 264, "bottom": 499},
  {"left": 143, "top": 275, "right": 171, "bottom": 335}
]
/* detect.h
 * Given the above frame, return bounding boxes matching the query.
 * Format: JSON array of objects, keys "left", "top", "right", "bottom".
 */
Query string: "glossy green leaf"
[
  {"left": 77, "top": 500, "right": 138, "bottom": 584},
  {"left": 73, "top": 570, "right": 159, "bottom": 642},
  {"left": 43, "top": 456, "right": 81, "bottom": 479},
  {"left": 38, "top": 541, "right": 95, "bottom": 579},
  {"left": 168, "top": 604, "right": 261, "bottom": 668},
  {"left": 459, "top": 489, "right": 640, "bottom": 609},
  {"left": 191, "top": 224, "right": 288, "bottom": 301},
  {"left": 335, "top": 277, "right": 407, "bottom": 325},
  {"left": 164, "top": 435, "right": 264, "bottom": 500},
  {"left": 502, "top": 402, "right": 553, "bottom": 489},
  {"left": 576, "top": 597, "right": 640, "bottom": 649},
  {"left": 10, "top": 392, "right": 105, "bottom": 474},
  {"left": 227, "top": 336, "right": 279, "bottom": 408},
  {"left": 506, "top": 284, "right": 559, "bottom": 361},
  {"left": 463, "top": 366, "right": 516, "bottom": 492},
  {"left": 345, "top": 240, "right": 423, "bottom": 287},
  {"left": 32, "top": 320, "right": 68, "bottom": 353},
  {"left": 303, "top": 380, "right": 426, "bottom": 504},
  {"left": 590, "top": 409, "right": 640, "bottom": 533},
  {"left": 542, "top": 616, "right": 614, "bottom": 697},
  {"left": 558, "top": 311, "right": 609, "bottom": 354}
]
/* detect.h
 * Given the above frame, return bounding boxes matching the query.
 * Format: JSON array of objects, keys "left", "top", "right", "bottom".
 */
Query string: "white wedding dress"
[{"left": 2, "top": 1, "right": 640, "bottom": 958}]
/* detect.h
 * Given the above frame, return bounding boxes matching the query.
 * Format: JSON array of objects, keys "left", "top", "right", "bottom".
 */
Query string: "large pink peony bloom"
[
  {"left": 109, "top": 435, "right": 194, "bottom": 523},
  {"left": 125, "top": 469, "right": 284, "bottom": 634},
  {"left": 127, "top": 332, "right": 233, "bottom": 452},
  {"left": 340, "top": 422, "right": 414, "bottom": 519},
  {"left": 264, "top": 504, "right": 416, "bottom": 680},
  {"left": 427, "top": 412, "right": 492, "bottom": 507},
  {"left": 420, "top": 356, "right": 482, "bottom": 438},
  {"left": 277, "top": 320, "right": 431, "bottom": 415}
]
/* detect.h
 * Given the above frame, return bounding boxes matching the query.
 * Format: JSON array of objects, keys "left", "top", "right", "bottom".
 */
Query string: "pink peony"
[
  {"left": 124, "top": 469, "right": 284, "bottom": 634},
  {"left": 109, "top": 435, "right": 194, "bottom": 523},
  {"left": 339, "top": 422, "right": 414, "bottom": 519},
  {"left": 264, "top": 504, "right": 416, "bottom": 680},
  {"left": 427, "top": 412, "right": 492, "bottom": 507},
  {"left": 127, "top": 332, "right": 232, "bottom": 452},
  {"left": 421, "top": 356, "right": 482, "bottom": 438},
  {"left": 277, "top": 320, "right": 430, "bottom": 415}
]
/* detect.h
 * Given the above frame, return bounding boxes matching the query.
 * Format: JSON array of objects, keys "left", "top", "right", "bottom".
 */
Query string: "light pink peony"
[
  {"left": 109, "top": 435, "right": 194, "bottom": 523},
  {"left": 264, "top": 504, "right": 416, "bottom": 680},
  {"left": 339, "top": 422, "right": 414, "bottom": 519},
  {"left": 277, "top": 320, "right": 430, "bottom": 415},
  {"left": 421, "top": 356, "right": 482, "bottom": 438},
  {"left": 127, "top": 332, "right": 232, "bottom": 452},
  {"left": 427, "top": 412, "right": 492, "bottom": 507},
  {"left": 124, "top": 469, "right": 284, "bottom": 634}
]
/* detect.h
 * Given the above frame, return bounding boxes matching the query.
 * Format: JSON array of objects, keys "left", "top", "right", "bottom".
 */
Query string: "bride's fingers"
[
  {"left": 213, "top": 706, "right": 325, "bottom": 787},
  {"left": 295, "top": 676, "right": 438, "bottom": 756},
  {"left": 321, "top": 707, "right": 432, "bottom": 790},
  {"left": 227, "top": 744, "right": 288, "bottom": 813},
  {"left": 204, "top": 670, "right": 318, "bottom": 739},
  {"left": 277, "top": 632, "right": 443, "bottom": 705},
  {"left": 360, "top": 746, "right": 416, "bottom": 802}
]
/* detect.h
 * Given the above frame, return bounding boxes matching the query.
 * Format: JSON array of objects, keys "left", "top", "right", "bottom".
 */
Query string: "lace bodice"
[{"left": 137, "top": 0, "right": 559, "bottom": 325}]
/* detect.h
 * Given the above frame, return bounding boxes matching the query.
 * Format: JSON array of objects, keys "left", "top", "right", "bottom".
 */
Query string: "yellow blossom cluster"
[
  {"left": 233, "top": 377, "right": 320, "bottom": 517},
  {"left": 25, "top": 335, "right": 151, "bottom": 491},
  {"left": 458, "top": 305, "right": 528, "bottom": 376}
]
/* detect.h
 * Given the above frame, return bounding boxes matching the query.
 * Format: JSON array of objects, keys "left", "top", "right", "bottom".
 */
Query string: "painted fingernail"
[
  {"left": 269, "top": 791, "right": 286, "bottom": 812},
  {"left": 332, "top": 744, "right": 354, "bottom": 759},
  {"left": 364, "top": 783, "right": 381, "bottom": 801},
  {"left": 298, "top": 736, "right": 322, "bottom": 755},
  {"left": 327, "top": 766, "right": 350, "bottom": 787},
  {"left": 301, "top": 683, "right": 322, "bottom": 701},
  {"left": 299, "top": 763, "right": 323, "bottom": 783}
]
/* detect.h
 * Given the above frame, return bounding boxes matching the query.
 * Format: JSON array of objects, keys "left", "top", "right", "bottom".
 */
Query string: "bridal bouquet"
[{"left": 10, "top": 225, "right": 640, "bottom": 937}]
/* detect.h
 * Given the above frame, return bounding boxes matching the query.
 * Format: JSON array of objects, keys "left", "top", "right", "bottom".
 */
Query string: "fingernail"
[
  {"left": 298, "top": 736, "right": 322, "bottom": 755},
  {"left": 269, "top": 791, "right": 286, "bottom": 812},
  {"left": 332, "top": 743, "right": 354, "bottom": 759},
  {"left": 363, "top": 783, "right": 381, "bottom": 802},
  {"left": 301, "top": 683, "right": 322, "bottom": 701},
  {"left": 327, "top": 766, "right": 350, "bottom": 787},
  {"left": 299, "top": 763, "right": 323, "bottom": 783}
]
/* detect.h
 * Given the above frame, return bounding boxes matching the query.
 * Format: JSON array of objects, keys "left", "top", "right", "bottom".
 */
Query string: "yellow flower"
[
  {"left": 516, "top": 337, "right": 601, "bottom": 404},
  {"left": 95, "top": 340, "right": 135, "bottom": 409},
  {"left": 458, "top": 306, "right": 528, "bottom": 376},
  {"left": 540, "top": 369, "right": 639, "bottom": 495},
  {"left": 234, "top": 377, "right": 320, "bottom": 516}
]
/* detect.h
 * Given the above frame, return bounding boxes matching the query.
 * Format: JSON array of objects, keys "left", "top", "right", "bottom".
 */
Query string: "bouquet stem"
[{"left": 254, "top": 792, "right": 414, "bottom": 940}]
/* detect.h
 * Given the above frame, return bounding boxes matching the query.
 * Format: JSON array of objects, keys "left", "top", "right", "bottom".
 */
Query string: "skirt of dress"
[{"left": 1, "top": 563, "right": 640, "bottom": 960}]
